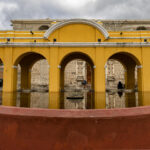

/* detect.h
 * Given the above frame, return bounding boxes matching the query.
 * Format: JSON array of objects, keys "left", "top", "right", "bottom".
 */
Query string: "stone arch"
[
  {"left": 105, "top": 52, "right": 142, "bottom": 91},
  {"left": 13, "top": 52, "right": 49, "bottom": 91},
  {"left": 107, "top": 52, "right": 141, "bottom": 66},
  {"left": 60, "top": 51, "right": 95, "bottom": 67},
  {"left": 59, "top": 52, "right": 95, "bottom": 91},
  {"left": 14, "top": 51, "right": 49, "bottom": 66},
  {"left": 44, "top": 19, "right": 109, "bottom": 39}
]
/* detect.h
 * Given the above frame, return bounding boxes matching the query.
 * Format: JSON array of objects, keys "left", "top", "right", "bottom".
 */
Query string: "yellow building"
[{"left": 0, "top": 19, "right": 149, "bottom": 93}]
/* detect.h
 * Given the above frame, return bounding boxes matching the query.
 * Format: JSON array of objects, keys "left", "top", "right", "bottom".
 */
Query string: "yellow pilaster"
[
  {"left": 126, "top": 65, "right": 135, "bottom": 89},
  {"left": 94, "top": 47, "right": 106, "bottom": 92},
  {"left": 125, "top": 69, "right": 127, "bottom": 89},
  {"left": 125, "top": 93, "right": 136, "bottom": 107},
  {"left": 94, "top": 92, "right": 106, "bottom": 109},
  {"left": 49, "top": 92, "right": 60, "bottom": 109},
  {"left": 137, "top": 68, "right": 143, "bottom": 91},
  {"left": 20, "top": 93, "right": 31, "bottom": 107},
  {"left": 3, "top": 47, "right": 17, "bottom": 92},
  {"left": 21, "top": 66, "right": 31, "bottom": 90},
  {"left": 140, "top": 92, "right": 150, "bottom": 106},
  {"left": 2, "top": 92, "right": 17, "bottom": 106},
  {"left": 49, "top": 47, "right": 60, "bottom": 92},
  {"left": 141, "top": 47, "right": 150, "bottom": 91}
]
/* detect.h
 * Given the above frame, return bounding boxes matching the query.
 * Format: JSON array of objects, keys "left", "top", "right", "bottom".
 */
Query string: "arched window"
[
  {"left": 136, "top": 26, "right": 147, "bottom": 30},
  {"left": 39, "top": 25, "right": 49, "bottom": 30}
]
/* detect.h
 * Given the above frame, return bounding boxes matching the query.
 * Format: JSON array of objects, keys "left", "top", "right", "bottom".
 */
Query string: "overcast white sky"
[{"left": 0, "top": 0, "right": 150, "bottom": 29}]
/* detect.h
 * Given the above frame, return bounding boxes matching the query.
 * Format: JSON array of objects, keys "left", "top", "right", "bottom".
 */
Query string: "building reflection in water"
[{"left": 1, "top": 91, "right": 149, "bottom": 109}]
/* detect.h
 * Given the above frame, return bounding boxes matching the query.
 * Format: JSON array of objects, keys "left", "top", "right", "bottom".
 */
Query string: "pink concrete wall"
[{"left": 0, "top": 106, "right": 150, "bottom": 149}]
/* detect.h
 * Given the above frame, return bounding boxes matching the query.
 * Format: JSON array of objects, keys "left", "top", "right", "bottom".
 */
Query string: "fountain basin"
[{"left": 0, "top": 106, "right": 150, "bottom": 149}]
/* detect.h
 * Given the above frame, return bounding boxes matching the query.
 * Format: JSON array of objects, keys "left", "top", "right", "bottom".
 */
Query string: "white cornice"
[
  {"left": 0, "top": 37, "right": 43, "bottom": 39},
  {"left": 110, "top": 37, "right": 150, "bottom": 39},
  {"left": 0, "top": 42, "right": 150, "bottom": 47},
  {"left": 44, "top": 19, "right": 109, "bottom": 39},
  {"left": 0, "top": 32, "right": 43, "bottom": 35},
  {"left": 0, "top": 36, "right": 150, "bottom": 40}
]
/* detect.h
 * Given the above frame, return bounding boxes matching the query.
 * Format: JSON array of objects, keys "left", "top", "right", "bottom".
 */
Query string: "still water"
[{"left": 1, "top": 91, "right": 150, "bottom": 109}]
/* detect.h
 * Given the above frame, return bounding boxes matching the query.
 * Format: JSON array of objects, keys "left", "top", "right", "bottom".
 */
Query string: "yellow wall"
[
  {"left": 0, "top": 22, "right": 150, "bottom": 92},
  {"left": 50, "top": 24, "right": 105, "bottom": 42}
]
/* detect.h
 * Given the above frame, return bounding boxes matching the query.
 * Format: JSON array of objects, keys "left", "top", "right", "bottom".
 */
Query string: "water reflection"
[{"left": 1, "top": 91, "right": 150, "bottom": 109}]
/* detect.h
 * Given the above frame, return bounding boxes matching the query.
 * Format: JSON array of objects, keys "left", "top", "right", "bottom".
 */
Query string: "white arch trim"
[{"left": 44, "top": 19, "right": 109, "bottom": 39}]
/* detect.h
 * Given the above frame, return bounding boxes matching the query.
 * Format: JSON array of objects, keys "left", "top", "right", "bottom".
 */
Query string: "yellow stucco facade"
[{"left": 0, "top": 19, "right": 149, "bottom": 92}]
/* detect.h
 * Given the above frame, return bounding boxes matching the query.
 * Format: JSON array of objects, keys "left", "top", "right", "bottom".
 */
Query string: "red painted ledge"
[{"left": 0, "top": 106, "right": 150, "bottom": 149}]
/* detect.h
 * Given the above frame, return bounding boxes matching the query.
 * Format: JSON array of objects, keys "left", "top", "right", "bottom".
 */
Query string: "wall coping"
[{"left": 1, "top": 106, "right": 150, "bottom": 119}]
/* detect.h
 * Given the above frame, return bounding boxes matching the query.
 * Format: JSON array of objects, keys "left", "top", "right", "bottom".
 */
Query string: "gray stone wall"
[{"left": 11, "top": 19, "right": 150, "bottom": 31}]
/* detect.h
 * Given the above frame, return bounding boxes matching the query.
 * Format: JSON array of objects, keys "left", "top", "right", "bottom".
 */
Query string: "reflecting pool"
[{"left": 1, "top": 91, "right": 150, "bottom": 109}]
